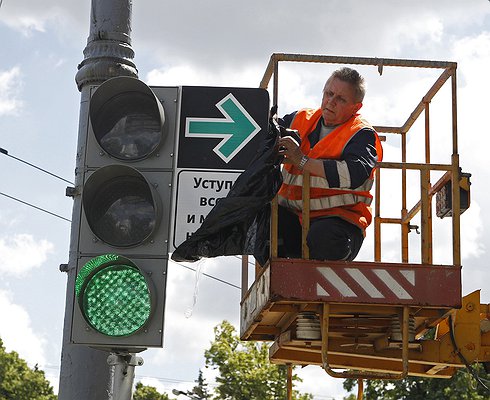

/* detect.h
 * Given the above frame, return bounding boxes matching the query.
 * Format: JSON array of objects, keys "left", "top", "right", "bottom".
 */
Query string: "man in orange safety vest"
[{"left": 276, "top": 67, "right": 383, "bottom": 261}]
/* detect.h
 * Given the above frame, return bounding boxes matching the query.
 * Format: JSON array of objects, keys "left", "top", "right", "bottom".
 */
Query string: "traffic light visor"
[
  {"left": 76, "top": 254, "right": 154, "bottom": 337},
  {"left": 90, "top": 77, "right": 165, "bottom": 161},
  {"left": 82, "top": 165, "right": 161, "bottom": 247}
]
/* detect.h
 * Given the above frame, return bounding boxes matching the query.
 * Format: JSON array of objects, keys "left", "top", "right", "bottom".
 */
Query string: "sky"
[{"left": 0, "top": 0, "right": 490, "bottom": 399}]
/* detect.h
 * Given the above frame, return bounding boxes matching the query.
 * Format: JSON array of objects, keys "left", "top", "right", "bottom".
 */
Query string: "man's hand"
[
  {"left": 278, "top": 137, "right": 326, "bottom": 178},
  {"left": 278, "top": 136, "right": 304, "bottom": 166}
]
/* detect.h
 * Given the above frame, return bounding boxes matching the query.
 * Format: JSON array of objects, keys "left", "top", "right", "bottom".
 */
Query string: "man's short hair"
[{"left": 328, "top": 67, "right": 366, "bottom": 103}]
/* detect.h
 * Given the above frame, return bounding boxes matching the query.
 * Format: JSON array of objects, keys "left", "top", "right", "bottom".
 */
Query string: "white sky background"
[{"left": 0, "top": 0, "right": 489, "bottom": 398}]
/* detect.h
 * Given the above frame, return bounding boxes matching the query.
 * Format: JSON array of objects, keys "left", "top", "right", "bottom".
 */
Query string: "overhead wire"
[
  {"left": 49, "top": 364, "right": 332, "bottom": 397},
  {"left": 0, "top": 147, "right": 74, "bottom": 185},
  {"left": 44, "top": 364, "right": 338, "bottom": 399},
  {"left": 171, "top": 259, "right": 241, "bottom": 290},
  {"left": 233, "top": 254, "right": 256, "bottom": 267},
  {"left": 0, "top": 147, "right": 242, "bottom": 296},
  {"left": 133, "top": 372, "right": 218, "bottom": 388},
  {"left": 0, "top": 147, "right": 73, "bottom": 221},
  {"left": 0, "top": 191, "right": 71, "bottom": 222}
]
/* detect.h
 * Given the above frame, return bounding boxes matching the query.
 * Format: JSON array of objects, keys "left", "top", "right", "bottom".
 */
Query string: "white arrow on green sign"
[{"left": 184, "top": 93, "right": 261, "bottom": 163}]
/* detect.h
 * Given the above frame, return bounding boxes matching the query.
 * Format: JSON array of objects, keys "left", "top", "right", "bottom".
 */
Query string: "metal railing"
[{"left": 259, "top": 53, "right": 462, "bottom": 267}]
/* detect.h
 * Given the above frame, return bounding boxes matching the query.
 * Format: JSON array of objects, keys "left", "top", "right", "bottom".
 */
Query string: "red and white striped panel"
[
  {"left": 269, "top": 259, "right": 461, "bottom": 307},
  {"left": 316, "top": 266, "right": 415, "bottom": 301}
]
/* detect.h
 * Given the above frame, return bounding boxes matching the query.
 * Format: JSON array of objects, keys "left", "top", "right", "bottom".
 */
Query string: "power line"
[
  {"left": 0, "top": 148, "right": 243, "bottom": 289},
  {"left": 0, "top": 192, "right": 239, "bottom": 286},
  {"left": 43, "top": 364, "right": 335, "bottom": 399},
  {"left": 0, "top": 147, "right": 74, "bottom": 185},
  {"left": 171, "top": 259, "right": 241, "bottom": 290},
  {"left": 0, "top": 148, "right": 74, "bottom": 222},
  {"left": 43, "top": 363, "right": 205, "bottom": 386},
  {"left": 0, "top": 192, "right": 71, "bottom": 222},
  {"left": 42, "top": 364, "right": 215, "bottom": 389},
  {"left": 1, "top": 190, "right": 239, "bottom": 287},
  {"left": 233, "top": 254, "right": 256, "bottom": 267},
  {"left": 134, "top": 373, "right": 218, "bottom": 388}
]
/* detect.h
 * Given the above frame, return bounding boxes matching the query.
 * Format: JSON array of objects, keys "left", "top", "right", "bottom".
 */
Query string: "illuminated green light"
[
  {"left": 75, "top": 253, "right": 120, "bottom": 298},
  {"left": 76, "top": 254, "right": 152, "bottom": 337}
]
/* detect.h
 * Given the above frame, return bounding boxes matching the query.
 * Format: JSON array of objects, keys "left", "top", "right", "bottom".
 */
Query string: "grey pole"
[
  {"left": 108, "top": 353, "right": 144, "bottom": 400},
  {"left": 58, "top": 0, "right": 138, "bottom": 399}
]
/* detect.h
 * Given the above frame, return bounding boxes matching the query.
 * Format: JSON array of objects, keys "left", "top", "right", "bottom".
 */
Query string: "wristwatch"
[{"left": 298, "top": 155, "right": 309, "bottom": 170}]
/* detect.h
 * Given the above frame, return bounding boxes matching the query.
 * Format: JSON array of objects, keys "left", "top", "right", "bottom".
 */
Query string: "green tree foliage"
[
  {"left": 0, "top": 338, "right": 56, "bottom": 400},
  {"left": 204, "top": 320, "right": 313, "bottom": 400},
  {"left": 343, "top": 364, "right": 490, "bottom": 400},
  {"left": 187, "top": 370, "right": 212, "bottom": 399},
  {"left": 133, "top": 382, "right": 171, "bottom": 400}
]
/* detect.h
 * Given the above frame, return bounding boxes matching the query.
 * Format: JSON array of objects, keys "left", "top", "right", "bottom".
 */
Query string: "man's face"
[{"left": 321, "top": 77, "right": 362, "bottom": 126}]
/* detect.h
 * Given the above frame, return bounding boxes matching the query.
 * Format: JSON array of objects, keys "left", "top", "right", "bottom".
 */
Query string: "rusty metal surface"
[
  {"left": 268, "top": 258, "right": 461, "bottom": 307},
  {"left": 259, "top": 53, "right": 456, "bottom": 90},
  {"left": 240, "top": 258, "right": 461, "bottom": 342},
  {"left": 240, "top": 265, "right": 272, "bottom": 339}
]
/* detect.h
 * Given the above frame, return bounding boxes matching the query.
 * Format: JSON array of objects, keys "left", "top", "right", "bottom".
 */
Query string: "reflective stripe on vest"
[
  {"left": 278, "top": 172, "right": 374, "bottom": 212},
  {"left": 278, "top": 191, "right": 372, "bottom": 212},
  {"left": 280, "top": 164, "right": 375, "bottom": 192}
]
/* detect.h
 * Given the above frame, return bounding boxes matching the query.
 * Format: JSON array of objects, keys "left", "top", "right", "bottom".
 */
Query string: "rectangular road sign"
[
  {"left": 172, "top": 169, "right": 242, "bottom": 249},
  {"left": 170, "top": 86, "right": 269, "bottom": 251}
]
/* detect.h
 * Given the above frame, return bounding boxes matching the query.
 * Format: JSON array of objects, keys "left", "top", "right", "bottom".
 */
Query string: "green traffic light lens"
[
  {"left": 77, "top": 255, "right": 153, "bottom": 337},
  {"left": 84, "top": 265, "right": 151, "bottom": 336}
]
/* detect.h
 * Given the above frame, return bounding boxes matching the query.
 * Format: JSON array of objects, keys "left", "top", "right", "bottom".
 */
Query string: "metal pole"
[
  {"left": 241, "top": 255, "right": 248, "bottom": 299},
  {"left": 286, "top": 364, "right": 293, "bottom": 400},
  {"left": 450, "top": 69, "right": 462, "bottom": 267},
  {"left": 58, "top": 0, "right": 137, "bottom": 398},
  {"left": 75, "top": 0, "right": 138, "bottom": 89},
  {"left": 108, "top": 353, "right": 144, "bottom": 400}
]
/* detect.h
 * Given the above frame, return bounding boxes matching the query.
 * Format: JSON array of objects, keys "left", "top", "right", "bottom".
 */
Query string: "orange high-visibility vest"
[{"left": 278, "top": 108, "right": 383, "bottom": 231}]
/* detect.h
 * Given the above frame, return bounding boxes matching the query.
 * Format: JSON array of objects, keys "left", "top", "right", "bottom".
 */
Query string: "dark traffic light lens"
[
  {"left": 76, "top": 254, "right": 152, "bottom": 337},
  {"left": 89, "top": 77, "right": 166, "bottom": 161},
  {"left": 82, "top": 165, "right": 161, "bottom": 248},
  {"left": 93, "top": 92, "right": 163, "bottom": 161},
  {"left": 90, "top": 176, "right": 155, "bottom": 247}
]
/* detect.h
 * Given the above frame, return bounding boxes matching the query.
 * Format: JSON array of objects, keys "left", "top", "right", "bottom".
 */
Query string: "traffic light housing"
[{"left": 70, "top": 77, "right": 178, "bottom": 352}]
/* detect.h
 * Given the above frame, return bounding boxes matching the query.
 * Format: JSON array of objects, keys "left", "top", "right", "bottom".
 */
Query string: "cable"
[
  {"left": 0, "top": 192, "right": 71, "bottom": 222},
  {"left": 0, "top": 198, "right": 240, "bottom": 288},
  {"left": 0, "top": 147, "right": 249, "bottom": 290},
  {"left": 232, "top": 254, "right": 256, "bottom": 267},
  {"left": 171, "top": 259, "right": 241, "bottom": 290},
  {"left": 448, "top": 314, "right": 490, "bottom": 392},
  {"left": 42, "top": 364, "right": 217, "bottom": 389},
  {"left": 44, "top": 364, "right": 335, "bottom": 398},
  {"left": 0, "top": 150, "right": 244, "bottom": 289},
  {"left": 0, "top": 147, "right": 74, "bottom": 185},
  {"left": 134, "top": 373, "right": 218, "bottom": 388}
]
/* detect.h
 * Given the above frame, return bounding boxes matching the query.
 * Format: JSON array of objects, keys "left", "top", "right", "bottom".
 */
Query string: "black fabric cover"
[{"left": 171, "top": 122, "right": 284, "bottom": 265}]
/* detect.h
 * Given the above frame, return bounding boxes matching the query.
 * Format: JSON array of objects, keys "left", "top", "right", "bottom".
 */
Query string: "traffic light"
[{"left": 70, "top": 77, "right": 178, "bottom": 352}]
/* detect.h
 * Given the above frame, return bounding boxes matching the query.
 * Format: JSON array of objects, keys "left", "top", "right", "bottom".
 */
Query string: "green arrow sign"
[{"left": 185, "top": 93, "right": 261, "bottom": 163}]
